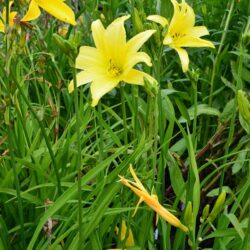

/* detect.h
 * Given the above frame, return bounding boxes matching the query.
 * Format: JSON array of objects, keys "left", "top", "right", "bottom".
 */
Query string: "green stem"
[
  {"left": 95, "top": 102, "right": 105, "bottom": 183},
  {"left": 155, "top": 45, "right": 163, "bottom": 197},
  {"left": 72, "top": 67, "right": 83, "bottom": 248},
  {"left": 120, "top": 84, "right": 128, "bottom": 148}
]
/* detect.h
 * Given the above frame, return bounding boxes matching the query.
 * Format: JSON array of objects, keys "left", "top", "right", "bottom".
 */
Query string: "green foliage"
[{"left": 0, "top": 0, "right": 250, "bottom": 249}]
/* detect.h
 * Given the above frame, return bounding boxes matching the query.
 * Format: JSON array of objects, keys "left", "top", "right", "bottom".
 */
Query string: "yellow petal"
[
  {"left": 0, "top": 21, "right": 4, "bottom": 33},
  {"left": 174, "top": 47, "right": 189, "bottom": 72},
  {"left": 9, "top": 11, "right": 17, "bottom": 26},
  {"left": 90, "top": 78, "right": 119, "bottom": 107},
  {"left": 175, "top": 36, "right": 215, "bottom": 48},
  {"left": 120, "top": 221, "right": 135, "bottom": 247},
  {"left": 123, "top": 69, "right": 156, "bottom": 87},
  {"left": 124, "top": 52, "right": 152, "bottom": 73},
  {"left": 107, "top": 15, "right": 130, "bottom": 28},
  {"left": 126, "top": 29, "right": 156, "bottom": 53},
  {"left": 91, "top": 19, "right": 106, "bottom": 50},
  {"left": 105, "top": 15, "right": 130, "bottom": 64},
  {"left": 187, "top": 26, "right": 209, "bottom": 37},
  {"left": 147, "top": 15, "right": 168, "bottom": 27},
  {"left": 36, "top": 0, "right": 76, "bottom": 25},
  {"left": 169, "top": 0, "right": 195, "bottom": 34},
  {"left": 133, "top": 197, "right": 144, "bottom": 217},
  {"left": 68, "top": 71, "right": 94, "bottom": 93},
  {"left": 21, "top": 0, "right": 41, "bottom": 22},
  {"left": 75, "top": 46, "right": 106, "bottom": 72},
  {"left": 129, "top": 165, "right": 147, "bottom": 191},
  {"left": 163, "top": 34, "right": 173, "bottom": 45}
]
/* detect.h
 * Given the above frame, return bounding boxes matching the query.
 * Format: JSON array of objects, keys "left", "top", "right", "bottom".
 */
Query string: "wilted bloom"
[
  {"left": 119, "top": 165, "right": 188, "bottom": 233},
  {"left": 0, "top": 2, "right": 17, "bottom": 33},
  {"left": 21, "top": 0, "right": 76, "bottom": 25},
  {"left": 68, "top": 15, "right": 156, "bottom": 107},
  {"left": 148, "top": 0, "right": 215, "bottom": 72}
]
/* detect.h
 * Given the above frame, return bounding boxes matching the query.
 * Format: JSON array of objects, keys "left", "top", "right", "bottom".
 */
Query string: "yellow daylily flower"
[
  {"left": 68, "top": 15, "right": 156, "bottom": 107},
  {"left": 119, "top": 165, "right": 188, "bottom": 233},
  {"left": 148, "top": 0, "right": 215, "bottom": 72},
  {"left": 0, "top": 2, "right": 17, "bottom": 33},
  {"left": 21, "top": 0, "right": 76, "bottom": 25}
]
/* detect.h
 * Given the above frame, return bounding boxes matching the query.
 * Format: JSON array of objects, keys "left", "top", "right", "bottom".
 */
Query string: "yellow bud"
[
  {"left": 184, "top": 202, "right": 194, "bottom": 230},
  {"left": 133, "top": 8, "right": 144, "bottom": 33},
  {"left": 200, "top": 204, "right": 210, "bottom": 223},
  {"left": 207, "top": 191, "right": 226, "bottom": 223}
]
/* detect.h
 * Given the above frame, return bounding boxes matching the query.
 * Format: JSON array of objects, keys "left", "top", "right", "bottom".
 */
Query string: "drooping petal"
[
  {"left": 35, "top": 0, "right": 76, "bottom": 25},
  {"left": 91, "top": 19, "right": 106, "bottom": 50},
  {"left": 21, "top": 0, "right": 41, "bottom": 22},
  {"left": 90, "top": 78, "right": 119, "bottom": 107},
  {"left": 186, "top": 26, "right": 209, "bottom": 38},
  {"left": 68, "top": 71, "right": 94, "bottom": 93},
  {"left": 147, "top": 15, "right": 168, "bottom": 27},
  {"left": 126, "top": 30, "right": 155, "bottom": 53},
  {"left": 174, "top": 47, "right": 189, "bottom": 72},
  {"left": 175, "top": 36, "right": 215, "bottom": 48},
  {"left": 123, "top": 69, "right": 156, "bottom": 87},
  {"left": 75, "top": 46, "right": 106, "bottom": 73},
  {"left": 124, "top": 52, "right": 152, "bottom": 73}
]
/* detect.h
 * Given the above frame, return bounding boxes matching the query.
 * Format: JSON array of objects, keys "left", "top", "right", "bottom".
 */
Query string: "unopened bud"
[
  {"left": 133, "top": 8, "right": 144, "bottom": 33},
  {"left": 200, "top": 204, "right": 210, "bottom": 223},
  {"left": 184, "top": 202, "right": 194, "bottom": 230},
  {"left": 207, "top": 191, "right": 226, "bottom": 222},
  {"left": 144, "top": 76, "right": 159, "bottom": 97}
]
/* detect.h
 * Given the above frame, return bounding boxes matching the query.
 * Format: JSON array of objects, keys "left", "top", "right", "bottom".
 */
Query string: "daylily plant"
[
  {"left": 68, "top": 15, "right": 156, "bottom": 107},
  {"left": 21, "top": 0, "right": 76, "bottom": 25},
  {"left": 148, "top": 0, "right": 215, "bottom": 72},
  {"left": 0, "top": 1, "right": 17, "bottom": 33},
  {"left": 119, "top": 165, "right": 188, "bottom": 233}
]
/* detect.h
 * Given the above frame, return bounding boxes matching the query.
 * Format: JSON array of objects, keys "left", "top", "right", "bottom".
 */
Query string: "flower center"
[
  {"left": 171, "top": 32, "right": 185, "bottom": 41},
  {"left": 107, "top": 59, "right": 123, "bottom": 78}
]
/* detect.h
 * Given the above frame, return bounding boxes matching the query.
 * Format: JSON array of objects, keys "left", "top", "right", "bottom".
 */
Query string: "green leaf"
[
  {"left": 179, "top": 104, "right": 220, "bottom": 123},
  {"left": 225, "top": 213, "right": 245, "bottom": 240}
]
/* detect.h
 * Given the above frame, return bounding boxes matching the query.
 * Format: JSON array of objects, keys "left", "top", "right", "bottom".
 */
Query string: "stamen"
[{"left": 107, "top": 59, "right": 123, "bottom": 78}]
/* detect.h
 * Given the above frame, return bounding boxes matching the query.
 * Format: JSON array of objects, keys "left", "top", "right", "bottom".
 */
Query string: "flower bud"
[
  {"left": 184, "top": 202, "right": 194, "bottom": 230},
  {"left": 200, "top": 204, "right": 210, "bottom": 223},
  {"left": 207, "top": 191, "right": 226, "bottom": 223},
  {"left": 144, "top": 77, "right": 159, "bottom": 97},
  {"left": 133, "top": 8, "right": 144, "bottom": 33}
]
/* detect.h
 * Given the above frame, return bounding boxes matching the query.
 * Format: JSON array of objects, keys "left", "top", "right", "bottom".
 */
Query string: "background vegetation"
[{"left": 0, "top": 0, "right": 250, "bottom": 249}]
